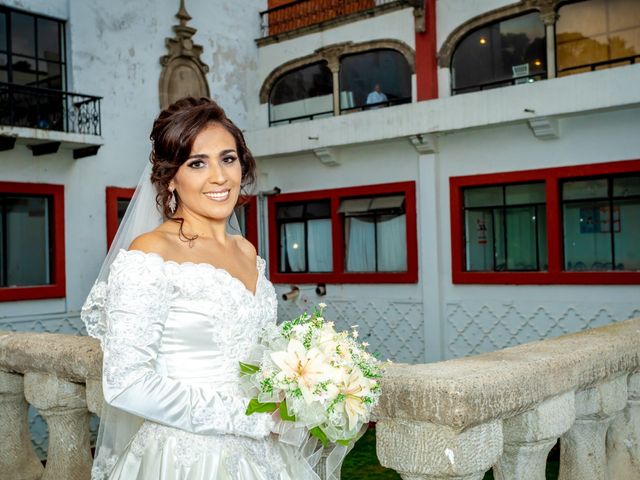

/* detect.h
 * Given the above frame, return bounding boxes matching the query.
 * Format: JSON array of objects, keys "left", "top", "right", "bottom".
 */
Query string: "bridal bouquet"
[{"left": 239, "top": 303, "right": 383, "bottom": 447}]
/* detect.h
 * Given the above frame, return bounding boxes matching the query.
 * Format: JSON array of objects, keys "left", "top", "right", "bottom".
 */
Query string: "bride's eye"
[
  {"left": 188, "top": 160, "right": 206, "bottom": 169},
  {"left": 222, "top": 155, "right": 238, "bottom": 164}
]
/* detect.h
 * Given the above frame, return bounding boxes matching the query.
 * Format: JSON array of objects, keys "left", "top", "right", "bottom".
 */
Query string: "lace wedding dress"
[{"left": 89, "top": 248, "right": 316, "bottom": 480}]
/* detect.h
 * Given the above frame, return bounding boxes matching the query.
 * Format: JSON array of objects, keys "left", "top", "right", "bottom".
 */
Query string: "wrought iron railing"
[
  {"left": 259, "top": 0, "right": 412, "bottom": 38},
  {"left": 452, "top": 72, "right": 547, "bottom": 95},
  {"left": 0, "top": 82, "right": 102, "bottom": 136},
  {"left": 269, "top": 109, "right": 334, "bottom": 126},
  {"left": 557, "top": 54, "right": 640, "bottom": 76}
]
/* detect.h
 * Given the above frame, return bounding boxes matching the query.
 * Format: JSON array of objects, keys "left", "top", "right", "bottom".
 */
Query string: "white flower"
[
  {"left": 351, "top": 330, "right": 359, "bottom": 339},
  {"left": 336, "top": 369, "right": 368, "bottom": 431},
  {"left": 270, "top": 340, "right": 333, "bottom": 405},
  {"left": 318, "top": 302, "right": 327, "bottom": 309}
]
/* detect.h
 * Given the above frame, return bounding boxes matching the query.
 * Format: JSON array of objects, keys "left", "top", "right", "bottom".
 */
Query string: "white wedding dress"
[{"left": 92, "top": 248, "right": 316, "bottom": 480}]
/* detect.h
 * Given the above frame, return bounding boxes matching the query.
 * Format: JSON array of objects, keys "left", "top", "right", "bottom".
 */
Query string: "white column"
[
  {"left": 377, "top": 416, "right": 502, "bottom": 479},
  {"left": 541, "top": 12, "right": 558, "bottom": 79},
  {"left": 494, "top": 392, "right": 575, "bottom": 480},
  {"left": 410, "top": 134, "right": 443, "bottom": 363},
  {"left": 24, "top": 372, "right": 93, "bottom": 480},
  {"left": 0, "top": 371, "right": 43, "bottom": 480},
  {"left": 559, "top": 375, "right": 628, "bottom": 480}
]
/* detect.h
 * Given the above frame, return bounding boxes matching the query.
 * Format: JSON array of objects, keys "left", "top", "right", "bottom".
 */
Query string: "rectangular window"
[
  {"left": 463, "top": 183, "right": 547, "bottom": 272},
  {"left": 269, "top": 182, "right": 417, "bottom": 284},
  {"left": 562, "top": 174, "right": 640, "bottom": 271},
  {"left": 106, "top": 187, "right": 134, "bottom": 250},
  {"left": 277, "top": 200, "right": 332, "bottom": 273},
  {"left": 450, "top": 159, "right": 640, "bottom": 284},
  {"left": 0, "top": 7, "right": 66, "bottom": 89},
  {"left": 0, "top": 182, "right": 65, "bottom": 301},
  {"left": 340, "top": 195, "right": 407, "bottom": 272}
]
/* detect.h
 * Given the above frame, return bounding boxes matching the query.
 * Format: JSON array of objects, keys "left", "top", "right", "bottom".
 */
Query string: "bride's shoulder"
[
  {"left": 128, "top": 229, "right": 172, "bottom": 258},
  {"left": 231, "top": 234, "right": 257, "bottom": 260}
]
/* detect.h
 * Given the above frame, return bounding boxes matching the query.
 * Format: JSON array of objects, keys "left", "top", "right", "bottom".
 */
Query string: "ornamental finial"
[{"left": 176, "top": 0, "right": 191, "bottom": 27}]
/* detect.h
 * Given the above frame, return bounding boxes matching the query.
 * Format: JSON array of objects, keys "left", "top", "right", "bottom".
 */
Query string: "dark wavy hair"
[{"left": 149, "top": 97, "right": 256, "bottom": 242}]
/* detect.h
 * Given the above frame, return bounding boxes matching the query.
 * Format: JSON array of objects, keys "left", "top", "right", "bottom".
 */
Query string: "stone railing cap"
[{"left": 376, "top": 318, "right": 640, "bottom": 430}]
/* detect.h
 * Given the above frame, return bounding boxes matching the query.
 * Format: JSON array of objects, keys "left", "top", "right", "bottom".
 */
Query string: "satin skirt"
[{"left": 107, "top": 421, "right": 313, "bottom": 480}]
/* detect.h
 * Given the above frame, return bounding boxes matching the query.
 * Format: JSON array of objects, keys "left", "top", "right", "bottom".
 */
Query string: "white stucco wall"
[{"left": 0, "top": 0, "right": 263, "bottom": 330}]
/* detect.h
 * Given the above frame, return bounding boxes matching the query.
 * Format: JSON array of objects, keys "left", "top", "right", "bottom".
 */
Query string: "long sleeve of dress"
[{"left": 101, "top": 251, "right": 273, "bottom": 439}]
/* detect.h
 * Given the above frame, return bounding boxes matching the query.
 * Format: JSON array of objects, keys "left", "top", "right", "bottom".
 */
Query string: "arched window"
[
  {"left": 269, "top": 62, "right": 333, "bottom": 126},
  {"left": 451, "top": 12, "right": 546, "bottom": 94},
  {"left": 339, "top": 49, "right": 411, "bottom": 111},
  {"left": 556, "top": 0, "right": 640, "bottom": 76}
]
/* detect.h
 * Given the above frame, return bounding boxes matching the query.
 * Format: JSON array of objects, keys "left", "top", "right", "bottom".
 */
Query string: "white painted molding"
[
  {"left": 528, "top": 117, "right": 560, "bottom": 140},
  {"left": 313, "top": 147, "right": 340, "bottom": 166},
  {"left": 409, "top": 133, "right": 438, "bottom": 154}
]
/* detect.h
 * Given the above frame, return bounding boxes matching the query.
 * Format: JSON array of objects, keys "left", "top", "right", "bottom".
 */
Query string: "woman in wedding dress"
[{"left": 81, "top": 97, "right": 322, "bottom": 479}]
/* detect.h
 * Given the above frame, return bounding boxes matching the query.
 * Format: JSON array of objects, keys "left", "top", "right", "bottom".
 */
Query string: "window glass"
[
  {"left": 343, "top": 195, "right": 407, "bottom": 273},
  {"left": 117, "top": 198, "right": 130, "bottom": 227},
  {"left": 11, "top": 55, "right": 37, "bottom": 86},
  {"left": 464, "top": 182, "right": 546, "bottom": 271},
  {"left": 277, "top": 200, "right": 332, "bottom": 273},
  {"left": 339, "top": 49, "right": 411, "bottom": 110},
  {"left": 563, "top": 178, "right": 608, "bottom": 200},
  {"left": 12, "top": 13, "right": 35, "bottom": 57},
  {"left": 452, "top": 12, "right": 546, "bottom": 93},
  {"left": 464, "top": 186, "right": 503, "bottom": 208},
  {"left": 269, "top": 62, "right": 333, "bottom": 125},
  {"left": 613, "top": 175, "right": 640, "bottom": 196},
  {"left": 37, "top": 60, "right": 61, "bottom": 88},
  {"left": 0, "top": 53, "right": 7, "bottom": 82},
  {"left": 557, "top": 0, "right": 640, "bottom": 74},
  {"left": 37, "top": 18, "right": 60, "bottom": 61},
  {"left": 614, "top": 198, "right": 640, "bottom": 270},
  {"left": 505, "top": 182, "right": 545, "bottom": 205},
  {"left": 563, "top": 200, "right": 612, "bottom": 270},
  {"left": 3, "top": 195, "right": 51, "bottom": 286},
  {"left": 0, "top": 13, "right": 6, "bottom": 52},
  {"left": 562, "top": 174, "right": 640, "bottom": 271}
]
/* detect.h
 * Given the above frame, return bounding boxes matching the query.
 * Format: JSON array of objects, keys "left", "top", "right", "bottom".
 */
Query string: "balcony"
[
  {"left": 258, "top": 0, "right": 420, "bottom": 45},
  {"left": 0, "top": 82, "right": 103, "bottom": 159},
  {"left": 0, "top": 319, "right": 639, "bottom": 478}
]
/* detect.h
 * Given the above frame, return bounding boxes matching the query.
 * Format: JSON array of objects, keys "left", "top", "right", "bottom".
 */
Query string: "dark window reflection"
[
  {"left": 0, "top": 7, "right": 66, "bottom": 130},
  {"left": 557, "top": 0, "right": 640, "bottom": 76},
  {"left": 0, "top": 194, "right": 52, "bottom": 287},
  {"left": 269, "top": 62, "right": 333, "bottom": 125},
  {"left": 339, "top": 49, "right": 411, "bottom": 111},
  {"left": 452, "top": 12, "right": 546, "bottom": 94}
]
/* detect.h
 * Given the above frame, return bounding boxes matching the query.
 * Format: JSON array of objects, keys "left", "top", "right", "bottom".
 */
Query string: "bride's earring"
[{"left": 168, "top": 189, "right": 177, "bottom": 214}]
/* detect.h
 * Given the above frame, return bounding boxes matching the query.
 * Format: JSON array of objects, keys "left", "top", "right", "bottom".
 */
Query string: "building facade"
[{"left": 1, "top": 0, "right": 639, "bottom": 389}]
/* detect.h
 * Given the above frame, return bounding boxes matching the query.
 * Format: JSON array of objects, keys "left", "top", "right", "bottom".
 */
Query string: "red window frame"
[
  {"left": 268, "top": 181, "right": 418, "bottom": 284},
  {"left": 450, "top": 159, "right": 640, "bottom": 285},
  {"left": 106, "top": 187, "right": 135, "bottom": 249},
  {"left": 0, "top": 182, "right": 65, "bottom": 302},
  {"left": 238, "top": 195, "right": 259, "bottom": 249}
]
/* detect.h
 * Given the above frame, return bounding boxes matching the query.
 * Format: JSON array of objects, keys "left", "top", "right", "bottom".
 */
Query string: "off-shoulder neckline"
[{"left": 118, "top": 248, "right": 263, "bottom": 298}]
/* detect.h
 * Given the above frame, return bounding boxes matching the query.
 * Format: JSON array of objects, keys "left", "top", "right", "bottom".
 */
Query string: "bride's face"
[{"left": 170, "top": 122, "right": 242, "bottom": 222}]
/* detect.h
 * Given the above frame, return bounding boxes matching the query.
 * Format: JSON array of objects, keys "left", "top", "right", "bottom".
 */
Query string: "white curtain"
[
  {"left": 377, "top": 214, "right": 407, "bottom": 272},
  {"left": 281, "top": 222, "right": 306, "bottom": 272},
  {"left": 345, "top": 217, "right": 376, "bottom": 272},
  {"left": 307, "top": 219, "right": 332, "bottom": 272}
]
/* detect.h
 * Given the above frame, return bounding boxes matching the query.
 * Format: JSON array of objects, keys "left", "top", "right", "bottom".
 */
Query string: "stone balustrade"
[
  {"left": 375, "top": 318, "right": 640, "bottom": 479},
  {"left": 1, "top": 319, "right": 639, "bottom": 479}
]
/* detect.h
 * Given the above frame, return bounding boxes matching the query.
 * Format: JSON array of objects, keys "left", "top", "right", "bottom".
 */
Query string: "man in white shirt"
[{"left": 366, "top": 83, "right": 388, "bottom": 106}]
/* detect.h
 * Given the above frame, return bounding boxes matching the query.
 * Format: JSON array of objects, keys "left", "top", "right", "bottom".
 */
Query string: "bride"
[{"left": 81, "top": 97, "right": 321, "bottom": 479}]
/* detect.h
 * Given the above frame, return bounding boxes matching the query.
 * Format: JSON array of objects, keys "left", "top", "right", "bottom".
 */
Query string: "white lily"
[
  {"left": 270, "top": 340, "right": 331, "bottom": 404},
  {"left": 337, "top": 369, "right": 368, "bottom": 431}
]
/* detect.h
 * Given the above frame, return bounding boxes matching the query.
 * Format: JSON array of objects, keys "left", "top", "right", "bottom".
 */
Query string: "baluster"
[
  {"left": 0, "top": 371, "right": 44, "bottom": 480},
  {"left": 559, "top": 375, "right": 628, "bottom": 480},
  {"left": 24, "top": 372, "right": 92, "bottom": 480},
  {"left": 494, "top": 391, "right": 575, "bottom": 480},
  {"left": 607, "top": 372, "right": 640, "bottom": 478},
  {"left": 376, "top": 418, "right": 502, "bottom": 479}
]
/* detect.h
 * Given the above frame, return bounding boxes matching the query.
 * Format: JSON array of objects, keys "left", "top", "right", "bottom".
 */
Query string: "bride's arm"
[{"left": 101, "top": 250, "right": 273, "bottom": 439}]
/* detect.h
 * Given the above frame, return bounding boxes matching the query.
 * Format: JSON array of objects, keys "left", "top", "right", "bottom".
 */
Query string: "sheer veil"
[{"left": 81, "top": 159, "right": 242, "bottom": 478}]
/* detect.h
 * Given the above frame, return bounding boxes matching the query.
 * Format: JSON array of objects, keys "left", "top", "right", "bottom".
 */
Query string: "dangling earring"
[{"left": 168, "top": 189, "right": 177, "bottom": 214}]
